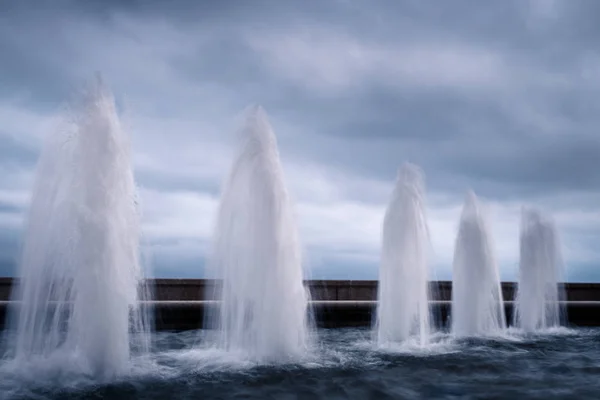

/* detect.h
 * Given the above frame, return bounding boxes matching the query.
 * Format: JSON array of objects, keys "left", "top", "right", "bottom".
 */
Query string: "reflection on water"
[{"left": 0, "top": 327, "right": 598, "bottom": 399}]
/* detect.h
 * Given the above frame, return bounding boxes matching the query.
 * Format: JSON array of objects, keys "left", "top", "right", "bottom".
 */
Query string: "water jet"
[
  {"left": 451, "top": 191, "right": 505, "bottom": 336},
  {"left": 375, "top": 163, "right": 431, "bottom": 346},
  {"left": 207, "top": 105, "right": 309, "bottom": 361},
  {"left": 6, "top": 77, "right": 149, "bottom": 378},
  {"left": 514, "top": 208, "right": 565, "bottom": 331}
]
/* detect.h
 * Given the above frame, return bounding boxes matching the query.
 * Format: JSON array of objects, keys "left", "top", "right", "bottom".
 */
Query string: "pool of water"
[{"left": 1, "top": 328, "right": 600, "bottom": 399}]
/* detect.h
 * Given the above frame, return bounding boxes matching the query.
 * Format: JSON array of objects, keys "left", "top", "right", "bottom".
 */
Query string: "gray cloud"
[
  {"left": 0, "top": 0, "right": 599, "bottom": 280},
  {"left": 0, "top": 227, "right": 19, "bottom": 276},
  {"left": 0, "top": 135, "right": 37, "bottom": 169}
]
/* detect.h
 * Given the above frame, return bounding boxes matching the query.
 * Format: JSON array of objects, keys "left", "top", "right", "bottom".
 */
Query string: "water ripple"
[{"left": 2, "top": 328, "right": 600, "bottom": 399}]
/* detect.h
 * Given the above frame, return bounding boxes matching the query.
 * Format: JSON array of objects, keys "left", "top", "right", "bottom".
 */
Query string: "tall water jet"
[
  {"left": 208, "top": 105, "right": 309, "bottom": 361},
  {"left": 514, "top": 208, "right": 566, "bottom": 331},
  {"left": 375, "top": 163, "right": 431, "bottom": 346},
  {"left": 7, "top": 77, "right": 148, "bottom": 378},
  {"left": 451, "top": 191, "right": 506, "bottom": 336}
]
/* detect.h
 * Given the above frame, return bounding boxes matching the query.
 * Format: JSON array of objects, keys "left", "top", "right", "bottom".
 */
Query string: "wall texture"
[
  {"left": 3, "top": 278, "right": 600, "bottom": 302},
  {"left": 1, "top": 278, "right": 599, "bottom": 330}
]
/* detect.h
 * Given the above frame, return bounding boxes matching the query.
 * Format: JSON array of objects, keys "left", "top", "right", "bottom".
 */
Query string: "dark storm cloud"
[
  {"left": 0, "top": 135, "right": 37, "bottom": 169},
  {"left": 0, "top": 0, "right": 599, "bottom": 278},
  {"left": 309, "top": 257, "right": 382, "bottom": 281},
  {"left": 0, "top": 202, "right": 22, "bottom": 215},
  {"left": 148, "top": 252, "right": 206, "bottom": 279},
  {"left": 135, "top": 169, "right": 220, "bottom": 196},
  {"left": 0, "top": 227, "right": 19, "bottom": 276},
  {"left": 270, "top": 71, "right": 600, "bottom": 201},
  {"left": 449, "top": 134, "right": 600, "bottom": 191},
  {"left": 103, "top": 0, "right": 598, "bottom": 202}
]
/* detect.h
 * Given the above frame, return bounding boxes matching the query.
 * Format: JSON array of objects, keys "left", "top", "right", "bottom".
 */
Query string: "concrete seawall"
[{"left": 2, "top": 278, "right": 600, "bottom": 330}]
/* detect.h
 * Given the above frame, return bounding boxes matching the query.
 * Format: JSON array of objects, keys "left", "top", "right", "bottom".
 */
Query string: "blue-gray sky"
[{"left": 1, "top": 0, "right": 599, "bottom": 281}]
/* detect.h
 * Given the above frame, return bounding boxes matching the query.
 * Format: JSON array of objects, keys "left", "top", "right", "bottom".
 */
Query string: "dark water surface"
[{"left": 1, "top": 328, "right": 600, "bottom": 399}]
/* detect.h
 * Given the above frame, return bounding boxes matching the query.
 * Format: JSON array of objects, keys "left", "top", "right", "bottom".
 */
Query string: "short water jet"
[
  {"left": 451, "top": 191, "right": 505, "bottom": 336},
  {"left": 207, "top": 105, "right": 309, "bottom": 361},
  {"left": 514, "top": 208, "right": 566, "bottom": 331},
  {"left": 376, "top": 163, "right": 431, "bottom": 346},
  {"left": 6, "top": 77, "right": 149, "bottom": 378}
]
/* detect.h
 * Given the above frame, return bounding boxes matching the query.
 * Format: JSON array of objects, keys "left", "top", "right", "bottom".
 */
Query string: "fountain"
[
  {"left": 207, "top": 105, "right": 309, "bottom": 361},
  {"left": 375, "top": 163, "right": 431, "bottom": 346},
  {"left": 6, "top": 77, "right": 149, "bottom": 378},
  {"left": 514, "top": 208, "right": 565, "bottom": 331},
  {"left": 451, "top": 191, "right": 506, "bottom": 336}
]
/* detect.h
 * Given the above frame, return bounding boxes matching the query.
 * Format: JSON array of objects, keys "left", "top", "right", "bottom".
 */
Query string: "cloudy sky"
[{"left": 1, "top": 0, "right": 599, "bottom": 281}]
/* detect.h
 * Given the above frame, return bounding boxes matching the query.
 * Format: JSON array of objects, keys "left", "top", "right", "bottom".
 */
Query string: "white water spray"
[
  {"left": 376, "top": 163, "right": 431, "bottom": 346},
  {"left": 451, "top": 191, "right": 506, "bottom": 336},
  {"left": 208, "top": 105, "right": 309, "bottom": 361},
  {"left": 514, "top": 208, "right": 565, "bottom": 331},
  {"left": 8, "top": 78, "right": 149, "bottom": 378}
]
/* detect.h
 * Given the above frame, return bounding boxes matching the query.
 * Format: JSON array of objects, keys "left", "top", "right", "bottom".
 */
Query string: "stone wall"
[
  {"left": 2, "top": 278, "right": 600, "bottom": 301},
  {"left": 2, "top": 279, "right": 600, "bottom": 330}
]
